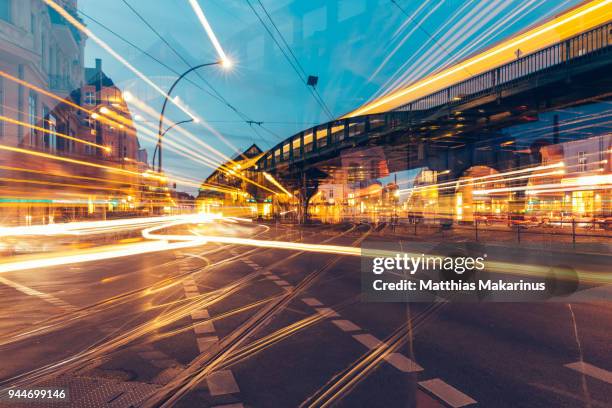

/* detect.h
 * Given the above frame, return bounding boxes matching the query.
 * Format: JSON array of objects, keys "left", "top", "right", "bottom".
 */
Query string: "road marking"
[
  {"left": 331, "top": 319, "right": 361, "bottom": 332},
  {"left": 565, "top": 361, "right": 612, "bottom": 385},
  {"left": 194, "top": 321, "right": 216, "bottom": 334},
  {"left": 315, "top": 307, "right": 340, "bottom": 318},
  {"left": 353, "top": 333, "right": 382, "bottom": 349},
  {"left": 385, "top": 353, "right": 424, "bottom": 373},
  {"left": 418, "top": 378, "right": 476, "bottom": 407},
  {"left": 0, "top": 276, "right": 75, "bottom": 311},
  {"left": 185, "top": 291, "right": 199, "bottom": 298},
  {"left": 275, "top": 279, "right": 291, "bottom": 286},
  {"left": 183, "top": 284, "right": 199, "bottom": 292},
  {"left": 191, "top": 310, "right": 210, "bottom": 320},
  {"left": 196, "top": 336, "right": 219, "bottom": 352},
  {"left": 206, "top": 370, "right": 240, "bottom": 396},
  {"left": 301, "top": 297, "right": 323, "bottom": 307},
  {"left": 184, "top": 253, "right": 208, "bottom": 262}
]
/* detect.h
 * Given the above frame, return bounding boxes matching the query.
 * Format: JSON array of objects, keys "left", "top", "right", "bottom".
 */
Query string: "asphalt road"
[{"left": 0, "top": 221, "right": 610, "bottom": 408}]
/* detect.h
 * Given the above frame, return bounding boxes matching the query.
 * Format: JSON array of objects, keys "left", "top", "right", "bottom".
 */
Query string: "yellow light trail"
[
  {"left": 126, "top": 94, "right": 240, "bottom": 173},
  {"left": 399, "top": 162, "right": 565, "bottom": 194},
  {"left": 0, "top": 144, "right": 211, "bottom": 192},
  {"left": 0, "top": 115, "right": 109, "bottom": 151},
  {"left": 0, "top": 177, "right": 130, "bottom": 193},
  {"left": 0, "top": 144, "right": 141, "bottom": 177},
  {"left": 0, "top": 71, "right": 134, "bottom": 131},
  {"left": 348, "top": 0, "right": 612, "bottom": 116},
  {"left": 0, "top": 214, "right": 213, "bottom": 237},
  {"left": 473, "top": 174, "right": 612, "bottom": 195},
  {"left": 0, "top": 165, "right": 149, "bottom": 188},
  {"left": 0, "top": 217, "right": 609, "bottom": 288},
  {"left": 263, "top": 172, "right": 292, "bottom": 196},
  {"left": 43, "top": 0, "right": 199, "bottom": 122}
]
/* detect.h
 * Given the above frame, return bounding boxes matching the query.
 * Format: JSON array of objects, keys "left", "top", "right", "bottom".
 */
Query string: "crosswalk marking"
[
  {"left": 0, "top": 276, "right": 75, "bottom": 311},
  {"left": 275, "top": 279, "right": 291, "bottom": 286},
  {"left": 385, "top": 353, "right": 423, "bottom": 373},
  {"left": 565, "top": 361, "right": 612, "bottom": 385},
  {"left": 196, "top": 336, "right": 219, "bottom": 353},
  {"left": 301, "top": 297, "right": 323, "bottom": 307},
  {"left": 191, "top": 310, "right": 210, "bottom": 320},
  {"left": 419, "top": 378, "right": 476, "bottom": 407},
  {"left": 207, "top": 370, "right": 241, "bottom": 396},
  {"left": 194, "top": 321, "right": 216, "bottom": 334},
  {"left": 331, "top": 319, "right": 361, "bottom": 332},
  {"left": 352, "top": 333, "right": 382, "bottom": 349},
  {"left": 315, "top": 307, "right": 340, "bottom": 318}
]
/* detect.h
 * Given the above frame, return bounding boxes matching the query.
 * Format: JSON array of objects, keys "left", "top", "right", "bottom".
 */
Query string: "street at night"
[{"left": 0, "top": 0, "right": 611, "bottom": 407}]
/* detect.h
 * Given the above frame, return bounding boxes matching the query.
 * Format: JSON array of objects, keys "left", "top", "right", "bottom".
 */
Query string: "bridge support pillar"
[{"left": 297, "top": 171, "right": 319, "bottom": 224}]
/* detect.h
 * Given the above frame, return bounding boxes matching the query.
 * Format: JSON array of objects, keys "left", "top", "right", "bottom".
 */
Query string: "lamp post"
[
  {"left": 155, "top": 60, "right": 230, "bottom": 173},
  {"left": 152, "top": 118, "right": 194, "bottom": 167}
]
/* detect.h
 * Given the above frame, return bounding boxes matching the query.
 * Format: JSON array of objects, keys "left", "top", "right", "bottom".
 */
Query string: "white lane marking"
[
  {"left": 185, "top": 291, "right": 199, "bottom": 298},
  {"left": 194, "top": 321, "right": 216, "bottom": 335},
  {"left": 206, "top": 370, "right": 241, "bottom": 396},
  {"left": 353, "top": 333, "right": 382, "bottom": 349},
  {"left": 262, "top": 271, "right": 273, "bottom": 276},
  {"left": 301, "top": 297, "right": 323, "bottom": 307},
  {"left": 419, "top": 378, "right": 477, "bottom": 407},
  {"left": 315, "top": 307, "right": 340, "bottom": 318},
  {"left": 274, "top": 279, "right": 291, "bottom": 286},
  {"left": 183, "top": 284, "right": 199, "bottom": 292},
  {"left": 565, "top": 362, "right": 612, "bottom": 385},
  {"left": 184, "top": 253, "right": 208, "bottom": 261},
  {"left": 196, "top": 336, "right": 219, "bottom": 353},
  {"left": 0, "top": 276, "right": 75, "bottom": 311},
  {"left": 331, "top": 319, "right": 361, "bottom": 332},
  {"left": 385, "top": 353, "right": 423, "bottom": 373},
  {"left": 191, "top": 310, "right": 210, "bottom": 320}
]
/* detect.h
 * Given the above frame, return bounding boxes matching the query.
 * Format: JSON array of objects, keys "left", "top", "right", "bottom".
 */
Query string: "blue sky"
[{"left": 79, "top": 0, "right": 581, "bottom": 193}]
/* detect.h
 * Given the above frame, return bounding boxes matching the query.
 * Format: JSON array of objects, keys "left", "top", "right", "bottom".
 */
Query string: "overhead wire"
[{"left": 245, "top": 0, "right": 335, "bottom": 121}]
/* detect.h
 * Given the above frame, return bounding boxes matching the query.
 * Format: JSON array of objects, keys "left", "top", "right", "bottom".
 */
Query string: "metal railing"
[
  {"left": 397, "top": 22, "right": 612, "bottom": 111},
  {"left": 259, "top": 23, "right": 612, "bottom": 171}
]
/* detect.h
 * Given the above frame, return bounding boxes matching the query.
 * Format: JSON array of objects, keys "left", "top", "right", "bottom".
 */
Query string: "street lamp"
[
  {"left": 152, "top": 118, "right": 194, "bottom": 167},
  {"left": 155, "top": 59, "right": 230, "bottom": 173}
]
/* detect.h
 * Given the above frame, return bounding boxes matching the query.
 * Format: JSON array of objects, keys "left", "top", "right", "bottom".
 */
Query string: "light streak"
[
  {"left": 0, "top": 214, "right": 207, "bottom": 237},
  {"left": 0, "top": 144, "right": 141, "bottom": 177},
  {"left": 263, "top": 172, "right": 293, "bottom": 196},
  {"left": 0, "top": 115, "right": 109, "bottom": 151},
  {"left": 188, "top": 0, "right": 230, "bottom": 65},
  {"left": 473, "top": 174, "right": 612, "bottom": 195},
  {"left": 0, "top": 71, "right": 135, "bottom": 131},
  {"left": 43, "top": 0, "right": 199, "bottom": 121},
  {"left": 348, "top": 0, "right": 612, "bottom": 116},
  {"left": 0, "top": 240, "right": 205, "bottom": 274},
  {"left": 399, "top": 162, "right": 565, "bottom": 194}
]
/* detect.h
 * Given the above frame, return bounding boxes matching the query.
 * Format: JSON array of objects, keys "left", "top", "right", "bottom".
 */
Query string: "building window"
[
  {"left": 43, "top": 108, "right": 57, "bottom": 152},
  {"left": 578, "top": 151, "right": 587, "bottom": 172},
  {"left": 28, "top": 91, "right": 37, "bottom": 146},
  {"left": 0, "top": 0, "right": 11, "bottom": 23},
  {"left": 41, "top": 35, "right": 46, "bottom": 68},
  {"left": 84, "top": 91, "right": 95, "bottom": 105},
  {"left": 17, "top": 65, "right": 23, "bottom": 144}
]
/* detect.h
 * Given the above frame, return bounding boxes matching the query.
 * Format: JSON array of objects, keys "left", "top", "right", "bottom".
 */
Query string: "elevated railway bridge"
[{"left": 209, "top": 1, "right": 612, "bottom": 222}]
